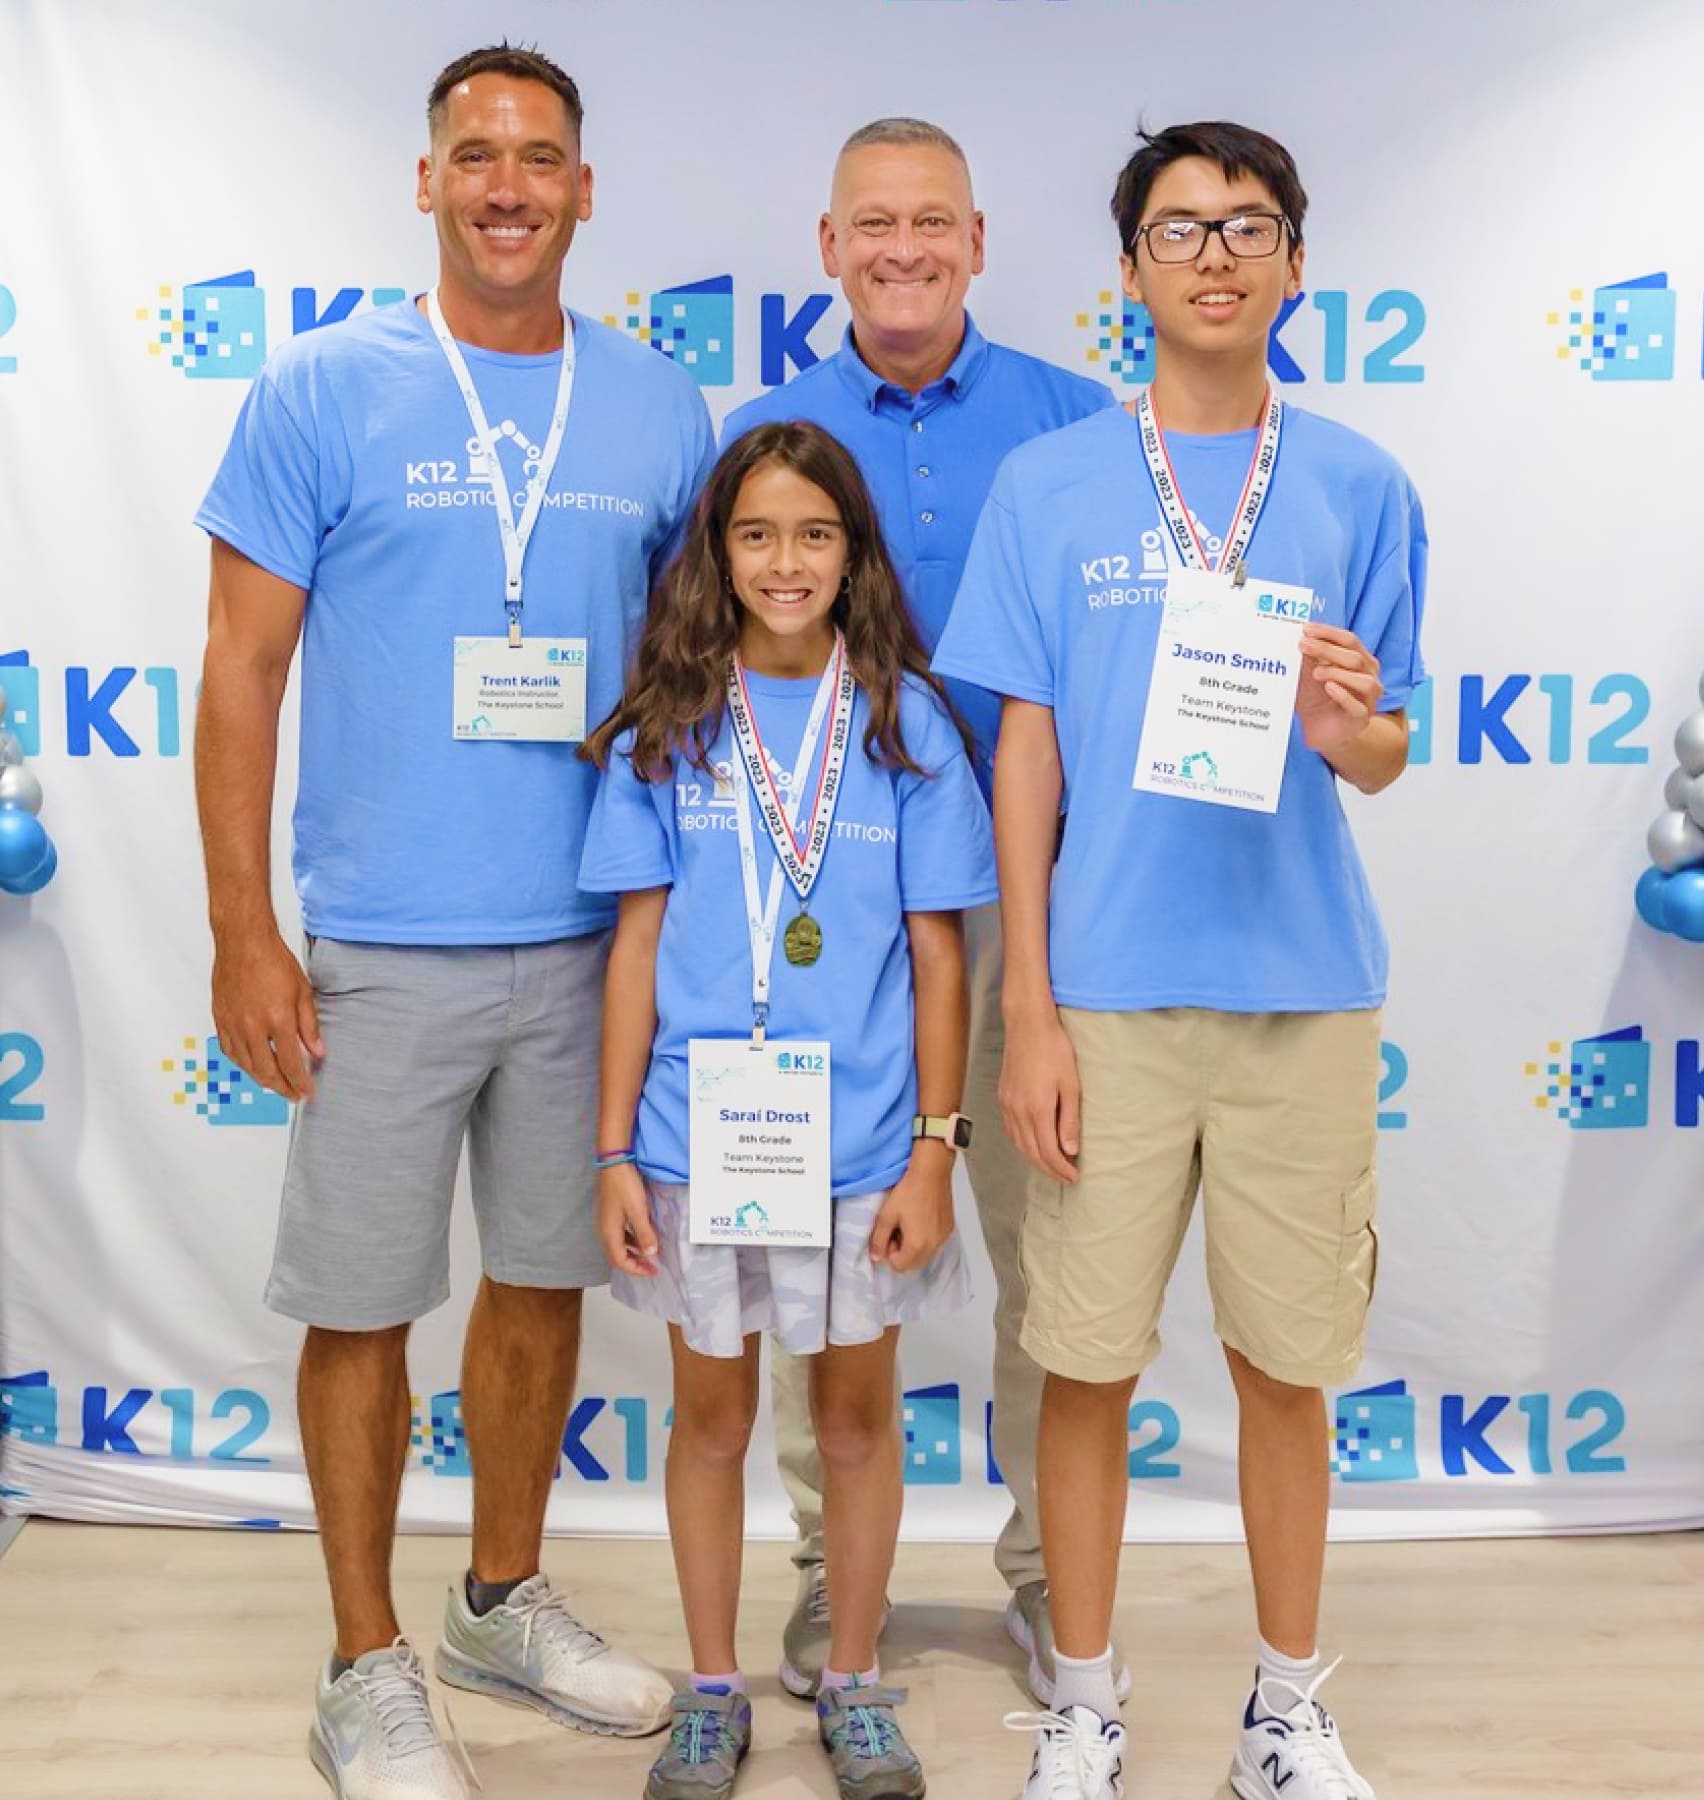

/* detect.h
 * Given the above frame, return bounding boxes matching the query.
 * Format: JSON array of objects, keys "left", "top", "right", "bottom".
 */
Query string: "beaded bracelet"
[{"left": 594, "top": 1148, "right": 637, "bottom": 1170}]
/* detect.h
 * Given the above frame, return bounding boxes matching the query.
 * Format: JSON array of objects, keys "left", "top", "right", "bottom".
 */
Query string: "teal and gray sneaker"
[
  {"left": 816, "top": 1684, "right": 926, "bottom": 1800},
  {"left": 645, "top": 1687, "right": 753, "bottom": 1799}
]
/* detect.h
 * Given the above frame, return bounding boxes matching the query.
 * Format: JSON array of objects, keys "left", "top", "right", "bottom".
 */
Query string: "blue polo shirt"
[
  {"left": 197, "top": 301, "right": 715, "bottom": 945},
  {"left": 934, "top": 404, "right": 1427, "bottom": 1013},
  {"left": 722, "top": 318, "right": 1113, "bottom": 793}
]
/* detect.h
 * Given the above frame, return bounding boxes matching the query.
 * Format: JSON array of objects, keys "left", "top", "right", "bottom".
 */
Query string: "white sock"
[
  {"left": 1256, "top": 1635, "right": 1320, "bottom": 1712},
  {"left": 1052, "top": 1644, "right": 1118, "bottom": 1720}
]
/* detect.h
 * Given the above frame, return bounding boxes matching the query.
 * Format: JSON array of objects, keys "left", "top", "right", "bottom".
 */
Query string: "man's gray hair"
[{"left": 839, "top": 117, "right": 970, "bottom": 168}]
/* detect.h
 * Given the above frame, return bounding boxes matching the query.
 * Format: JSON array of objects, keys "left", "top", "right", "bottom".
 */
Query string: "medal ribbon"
[
  {"left": 427, "top": 287, "right": 576, "bottom": 643},
  {"left": 1137, "top": 385, "right": 1282, "bottom": 575},
  {"left": 727, "top": 635, "right": 855, "bottom": 1039}
]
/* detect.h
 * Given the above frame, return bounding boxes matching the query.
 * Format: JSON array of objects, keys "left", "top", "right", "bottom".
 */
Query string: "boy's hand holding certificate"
[{"left": 1132, "top": 568, "right": 1312, "bottom": 814}]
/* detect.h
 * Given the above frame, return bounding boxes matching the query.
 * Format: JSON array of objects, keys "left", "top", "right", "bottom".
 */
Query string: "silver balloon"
[
  {"left": 1699, "top": 668, "right": 1704, "bottom": 707},
  {"left": 1649, "top": 807, "right": 1704, "bottom": 872},
  {"left": 1665, "top": 765, "right": 1693, "bottom": 810},
  {"left": 1689, "top": 773, "right": 1704, "bottom": 832},
  {"left": 1677, "top": 709, "right": 1704, "bottom": 778},
  {"left": 0, "top": 682, "right": 8, "bottom": 723},
  {"left": 0, "top": 765, "right": 42, "bottom": 815},
  {"left": 0, "top": 729, "right": 21, "bottom": 768}
]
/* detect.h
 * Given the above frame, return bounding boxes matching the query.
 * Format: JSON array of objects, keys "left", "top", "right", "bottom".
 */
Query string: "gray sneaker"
[
  {"left": 308, "top": 1639, "right": 475, "bottom": 1800},
  {"left": 645, "top": 1688, "right": 753, "bottom": 1799},
  {"left": 815, "top": 1684, "right": 926, "bottom": 1799},
  {"left": 437, "top": 1572, "right": 671, "bottom": 1737},
  {"left": 780, "top": 1566, "right": 894, "bottom": 1699},
  {"left": 1004, "top": 1582, "right": 1133, "bottom": 1710}
]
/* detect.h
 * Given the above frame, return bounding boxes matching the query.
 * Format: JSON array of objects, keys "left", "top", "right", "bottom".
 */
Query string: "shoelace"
[
  {"left": 805, "top": 1574, "right": 832, "bottom": 1626},
  {"left": 507, "top": 1580, "right": 609, "bottom": 1667},
  {"left": 1252, "top": 1657, "right": 1359, "bottom": 1798},
  {"left": 350, "top": 1641, "right": 482, "bottom": 1789},
  {"left": 670, "top": 1701, "right": 731, "bottom": 1766},
  {"left": 1004, "top": 1708, "right": 1120, "bottom": 1798},
  {"left": 353, "top": 1643, "right": 443, "bottom": 1759}
]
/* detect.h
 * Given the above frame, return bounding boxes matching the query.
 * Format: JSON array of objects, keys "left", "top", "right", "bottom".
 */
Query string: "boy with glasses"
[{"left": 935, "top": 122, "right": 1426, "bottom": 1800}]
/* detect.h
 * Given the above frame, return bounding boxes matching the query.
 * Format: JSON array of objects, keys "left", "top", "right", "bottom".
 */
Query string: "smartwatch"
[{"left": 912, "top": 1112, "right": 973, "bottom": 1151}]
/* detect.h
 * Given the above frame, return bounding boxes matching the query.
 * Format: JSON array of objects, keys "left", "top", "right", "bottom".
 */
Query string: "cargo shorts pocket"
[{"left": 1333, "top": 1166, "right": 1380, "bottom": 1349}]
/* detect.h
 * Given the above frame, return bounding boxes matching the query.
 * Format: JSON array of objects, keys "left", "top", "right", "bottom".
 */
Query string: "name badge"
[
  {"left": 688, "top": 1037, "right": 832, "bottom": 1248},
  {"left": 1131, "top": 569, "right": 1310, "bottom": 814},
  {"left": 453, "top": 636, "right": 588, "bottom": 741}
]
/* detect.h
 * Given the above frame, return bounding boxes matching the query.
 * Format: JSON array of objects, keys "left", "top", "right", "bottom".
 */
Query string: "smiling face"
[
  {"left": 1120, "top": 155, "right": 1303, "bottom": 364},
  {"left": 820, "top": 142, "right": 985, "bottom": 381},
  {"left": 725, "top": 462, "right": 849, "bottom": 669},
  {"left": 416, "top": 73, "right": 593, "bottom": 313}
]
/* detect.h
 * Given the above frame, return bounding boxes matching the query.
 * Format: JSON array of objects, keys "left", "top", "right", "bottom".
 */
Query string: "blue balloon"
[
  {"left": 1635, "top": 866, "right": 1672, "bottom": 932},
  {"left": 0, "top": 836, "right": 55, "bottom": 895},
  {"left": 1664, "top": 868, "right": 1704, "bottom": 943},
  {"left": 0, "top": 808, "right": 47, "bottom": 880}
]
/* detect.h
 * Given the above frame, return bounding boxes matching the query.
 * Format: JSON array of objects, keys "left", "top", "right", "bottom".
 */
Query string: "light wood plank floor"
[{"left": 0, "top": 1522, "right": 1699, "bottom": 1798}]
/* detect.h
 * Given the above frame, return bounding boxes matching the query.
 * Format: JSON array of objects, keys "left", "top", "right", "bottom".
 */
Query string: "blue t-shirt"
[
  {"left": 722, "top": 318, "right": 1114, "bottom": 795},
  {"left": 934, "top": 403, "right": 1427, "bottom": 1013},
  {"left": 580, "top": 674, "right": 997, "bottom": 1195},
  {"left": 197, "top": 301, "right": 715, "bottom": 944}
]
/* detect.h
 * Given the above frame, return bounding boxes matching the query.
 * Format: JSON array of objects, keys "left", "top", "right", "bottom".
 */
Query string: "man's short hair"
[
  {"left": 1111, "top": 122, "right": 1307, "bottom": 253},
  {"left": 838, "top": 117, "right": 970, "bottom": 173},
  {"left": 427, "top": 43, "right": 584, "bottom": 140}
]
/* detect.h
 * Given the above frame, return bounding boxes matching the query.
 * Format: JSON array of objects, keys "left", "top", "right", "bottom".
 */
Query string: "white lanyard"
[
  {"left": 426, "top": 287, "right": 576, "bottom": 645},
  {"left": 1137, "top": 386, "right": 1283, "bottom": 577},
  {"left": 727, "top": 636, "right": 855, "bottom": 1043}
]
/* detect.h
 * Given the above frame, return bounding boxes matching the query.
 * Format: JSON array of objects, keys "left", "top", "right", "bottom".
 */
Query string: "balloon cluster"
[
  {"left": 0, "top": 682, "right": 56, "bottom": 896},
  {"left": 1637, "top": 673, "right": 1704, "bottom": 941}
]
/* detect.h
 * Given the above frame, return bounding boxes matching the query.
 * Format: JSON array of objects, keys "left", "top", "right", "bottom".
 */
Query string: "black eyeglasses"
[{"left": 1131, "top": 212, "right": 1290, "bottom": 265}]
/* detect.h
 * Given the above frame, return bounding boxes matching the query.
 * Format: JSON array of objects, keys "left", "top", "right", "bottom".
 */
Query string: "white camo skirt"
[{"left": 610, "top": 1181, "right": 973, "bottom": 1360}]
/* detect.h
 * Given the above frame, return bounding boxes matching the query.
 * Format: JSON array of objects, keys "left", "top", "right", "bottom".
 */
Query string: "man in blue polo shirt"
[
  {"left": 722, "top": 117, "right": 1117, "bottom": 1706},
  {"left": 194, "top": 46, "right": 712, "bottom": 1800}
]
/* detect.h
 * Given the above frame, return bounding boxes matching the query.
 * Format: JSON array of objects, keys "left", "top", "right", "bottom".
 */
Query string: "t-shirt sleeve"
[
  {"left": 931, "top": 468, "right": 1055, "bottom": 707},
  {"left": 579, "top": 737, "right": 676, "bottom": 893},
  {"left": 1350, "top": 474, "right": 1429, "bottom": 712},
  {"left": 650, "top": 385, "right": 717, "bottom": 586},
  {"left": 194, "top": 361, "right": 339, "bottom": 589},
  {"left": 894, "top": 689, "right": 999, "bottom": 912}
]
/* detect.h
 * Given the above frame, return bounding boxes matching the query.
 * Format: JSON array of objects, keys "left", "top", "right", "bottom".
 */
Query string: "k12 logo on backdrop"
[
  {"left": 1079, "top": 288, "right": 1427, "bottom": 386},
  {"left": 135, "top": 273, "right": 407, "bottom": 380},
  {"left": 0, "top": 1371, "right": 273, "bottom": 1465},
  {"left": 1525, "top": 1026, "right": 1704, "bottom": 1130},
  {"left": 1333, "top": 1380, "right": 1628, "bottom": 1483},
  {"left": 1406, "top": 674, "right": 1652, "bottom": 766}
]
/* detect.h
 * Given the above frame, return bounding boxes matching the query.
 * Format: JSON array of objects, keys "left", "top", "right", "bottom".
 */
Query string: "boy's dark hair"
[
  {"left": 428, "top": 44, "right": 583, "bottom": 139},
  {"left": 1111, "top": 122, "right": 1307, "bottom": 254}
]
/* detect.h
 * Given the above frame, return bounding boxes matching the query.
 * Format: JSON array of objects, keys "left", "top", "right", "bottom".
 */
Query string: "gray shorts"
[{"left": 267, "top": 933, "right": 611, "bottom": 1330}]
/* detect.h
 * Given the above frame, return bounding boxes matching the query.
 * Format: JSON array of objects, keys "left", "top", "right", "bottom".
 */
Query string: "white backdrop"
[{"left": 2, "top": 0, "right": 1702, "bottom": 1543}]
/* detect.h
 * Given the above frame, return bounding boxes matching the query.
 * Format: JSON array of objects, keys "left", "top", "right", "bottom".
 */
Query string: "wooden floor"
[{"left": 0, "top": 1522, "right": 1699, "bottom": 1798}]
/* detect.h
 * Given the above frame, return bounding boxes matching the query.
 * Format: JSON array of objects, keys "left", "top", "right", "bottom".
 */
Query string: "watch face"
[{"left": 951, "top": 1116, "right": 973, "bottom": 1149}]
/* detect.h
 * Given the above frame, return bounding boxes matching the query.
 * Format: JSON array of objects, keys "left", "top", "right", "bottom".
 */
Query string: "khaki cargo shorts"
[{"left": 1020, "top": 1006, "right": 1381, "bottom": 1389}]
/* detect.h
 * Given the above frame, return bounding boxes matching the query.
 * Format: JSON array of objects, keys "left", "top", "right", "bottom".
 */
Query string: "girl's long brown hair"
[{"left": 584, "top": 421, "right": 973, "bottom": 780}]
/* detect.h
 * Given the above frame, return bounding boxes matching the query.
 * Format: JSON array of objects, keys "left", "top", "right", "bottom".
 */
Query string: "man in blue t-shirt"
[
  {"left": 722, "top": 117, "right": 1117, "bottom": 1705},
  {"left": 936, "top": 124, "right": 1426, "bottom": 1800},
  {"left": 193, "top": 46, "right": 711, "bottom": 1800}
]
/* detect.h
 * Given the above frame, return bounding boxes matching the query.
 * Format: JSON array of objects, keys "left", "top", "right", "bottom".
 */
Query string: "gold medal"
[{"left": 783, "top": 912, "right": 823, "bottom": 967}]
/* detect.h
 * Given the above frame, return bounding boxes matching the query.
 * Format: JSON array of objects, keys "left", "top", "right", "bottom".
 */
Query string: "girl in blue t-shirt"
[{"left": 581, "top": 421, "right": 995, "bottom": 1799}]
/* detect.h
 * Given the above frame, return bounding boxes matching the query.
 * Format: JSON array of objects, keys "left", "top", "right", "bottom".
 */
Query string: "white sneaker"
[
  {"left": 309, "top": 1639, "right": 477, "bottom": 1799},
  {"left": 1230, "top": 1659, "right": 1376, "bottom": 1800},
  {"left": 1006, "top": 1704, "right": 1125, "bottom": 1799},
  {"left": 437, "top": 1572, "right": 672, "bottom": 1737}
]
